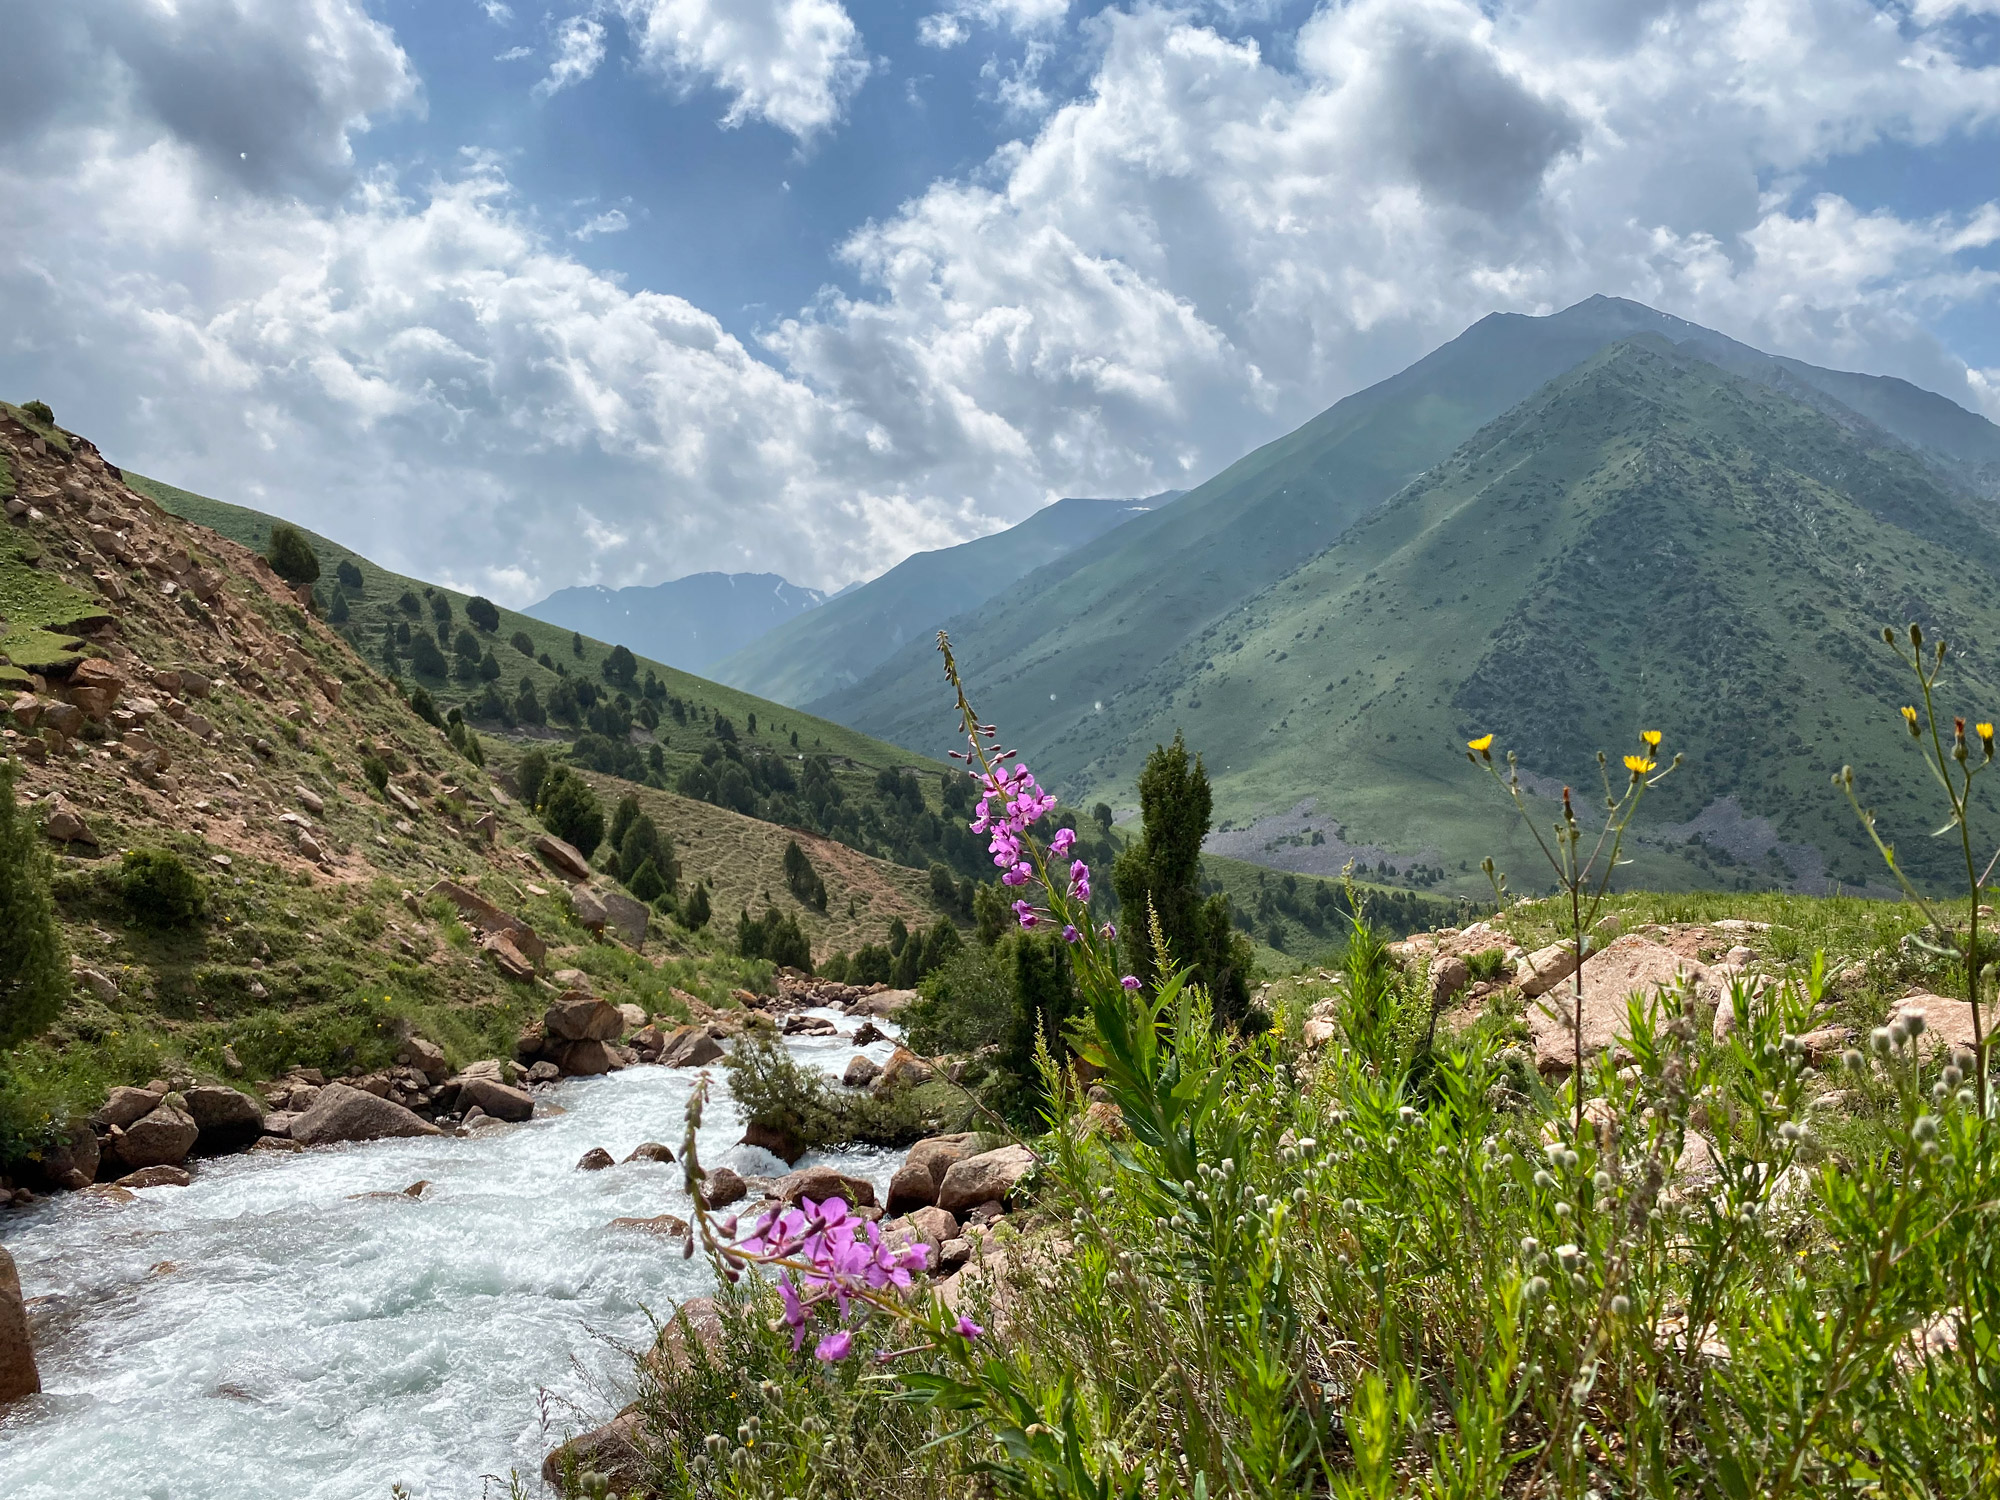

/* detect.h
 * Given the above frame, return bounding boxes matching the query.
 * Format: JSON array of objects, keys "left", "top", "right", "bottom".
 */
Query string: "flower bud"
[
  {"left": 1610, "top": 1294, "right": 1631, "bottom": 1318},
  {"left": 1912, "top": 1115, "right": 1940, "bottom": 1143}
]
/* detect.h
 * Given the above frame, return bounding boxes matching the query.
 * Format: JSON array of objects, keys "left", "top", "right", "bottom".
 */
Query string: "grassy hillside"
[
  {"left": 1060, "top": 338, "right": 2000, "bottom": 893},
  {"left": 714, "top": 496, "right": 1159, "bottom": 707}
]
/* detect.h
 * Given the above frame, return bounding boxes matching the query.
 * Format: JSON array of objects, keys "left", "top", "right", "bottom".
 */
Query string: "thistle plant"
[
  {"left": 1467, "top": 728, "right": 1680, "bottom": 1138},
  {"left": 1837, "top": 622, "right": 1993, "bottom": 1114}
]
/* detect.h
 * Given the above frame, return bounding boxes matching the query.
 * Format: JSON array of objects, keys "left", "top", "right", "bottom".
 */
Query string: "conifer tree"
[
  {"left": 267, "top": 524, "right": 320, "bottom": 585},
  {"left": 0, "top": 760, "right": 68, "bottom": 1049}
]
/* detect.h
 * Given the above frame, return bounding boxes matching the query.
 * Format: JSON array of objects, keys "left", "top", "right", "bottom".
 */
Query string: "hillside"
[
  {"left": 0, "top": 404, "right": 959, "bottom": 1175},
  {"left": 807, "top": 298, "right": 2000, "bottom": 817},
  {"left": 713, "top": 495, "right": 1161, "bottom": 707},
  {"left": 1063, "top": 338, "right": 2000, "bottom": 892},
  {"left": 121, "top": 474, "right": 995, "bottom": 883},
  {"left": 525, "top": 572, "right": 828, "bottom": 676}
]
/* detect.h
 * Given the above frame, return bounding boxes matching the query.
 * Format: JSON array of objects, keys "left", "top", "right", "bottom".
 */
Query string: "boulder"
[
  {"left": 568, "top": 884, "right": 609, "bottom": 933},
  {"left": 701, "top": 1166, "right": 747, "bottom": 1207},
  {"left": 184, "top": 1086, "right": 264, "bottom": 1154},
  {"left": 1887, "top": 993, "right": 1995, "bottom": 1059},
  {"left": 740, "top": 1120, "right": 805, "bottom": 1164},
  {"left": 610, "top": 1213, "right": 689, "bottom": 1236},
  {"left": 426, "top": 880, "right": 545, "bottom": 963},
  {"left": 73, "top": 966, "right": 118, "bottom": 1003},
  {"left": 1429, "top": 954, "right": 1471, "bottom": 1006},
  {"left": 541, "top": 1408, "right": 646, "bottom": 1495},
  {"left": 1515, "top": 942, "right": 1582, "bottom": 999},
  {"left": 886, "top": 1160, "right": 941, "bottom": 1214},
  {"left": 646, "top": 1295, "right": 725, "bottom": 1378},
  {"left": 615, "top": 1002, "right": 648, "bottom": 1032},
  {"left": 843, "top": 1054, "right": 882, "bottom": 1088},
  {"left": 536, "top": 833, "right": 593, "bottom": 882},
  {"left": 115, "top": 1165, "right": 191, "bottom": 1189},
  {"left": 874, "top": 1047, "right": 936, "bottom": 1090},
  {"left": 577, "top": 1148, "right": 615, "bottom": 1171},
  {"left": 660, "top": 1025, "right": 725, "bottom": 1068},
  {"left": 549, "top": 1039, "right": 617, "bottom": 1077},
  {"left": 290, "top": 1083, "right": 442, "bottom": 1146},
  {"left": 0, "top": 1244, "right": 37, "bottom": 1405},
  {"left": 936, "top": 1144, "right": 1036, "bottom": 1214},
  {"left": 599, "top": 889, "right": 650, "bottom": 948},
  {"left": 896, "top": 1204, "right": 959, "bottom": 1258},
  {"left": 1527, "top": 936, "right": 1711, "bottom": 1075},
  {"left": 777, "top": 1166, "right": 878, "bottom": 1209},
  {"left": 457, "top": 1076, "right": 534, "bottom": 1123},
  {"left": 41, "top": 795, "right": 96, "bottom": 846},
  {"left": 546, "top": 994, "right": 625, "bottom": 1043},
  {"left": 850, "top": 988, "right": 918, "bottom": 1018},
  {"left": 623, "top": 1142, "right": 675, "bottom": 1164},
  {"left": 482, "top": 929, "right": 537, "bottom": 981},
  {"left": 116, "top": 1103, "right": 200, "bottom": 1169},
  {"left": 398, "top": 1037, "right": 449, "bottom": 1082},
  {"left": 905, "top": 1134, "right": 978, "bottom": 1190}
]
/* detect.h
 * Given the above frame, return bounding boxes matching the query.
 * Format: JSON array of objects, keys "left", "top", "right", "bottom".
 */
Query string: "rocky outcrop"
[
  {"left": 535, "top": 833, "right": 593, "bottom": 882},
  {"left": 541, "top": 1408, "right": 647, "bottom": 1495},
  {"left": 0, "top": 1244, "right": 38, "bottom": 1404},
  {"left": 1527, "top": 936, "right": 1711, "bottom": 1074},
  {"left": 936, "top": 1144, "right": 1036, "bottom": 1214},
  {"left": 599, "top": 889, "right": 650, "bottom": 948},
  {"left": 184, "top": 1086, "right": 265, "bottom": 1154},
  {"left": 1887, "top": 993, "right": 1993, "bottom": 1059},
  {"left": 546, "top": 994, "right": 624, "bottom": 1043},
  {"left": 113, "top": 1101, "right": 200, "bottom": 1170},
  {"left": 424, "top": 880, "right": 545, "bottom": 965},
  {"left": 290, "top": 1084, "right": 441, "bottom": 1146},
  {"left": 659, "top": 1025, "right": 725, "bottom": 1068}
]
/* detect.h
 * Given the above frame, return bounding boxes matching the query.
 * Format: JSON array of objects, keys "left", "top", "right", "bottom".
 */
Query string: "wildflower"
[
  {"left": 1467, "top": 734, "right": 1493, "bottom": 760},
  {"left": 1099, "top": 922, "right": 1116, "bottom": 941},
  {"left": 1640, "top": 729, "right": 1662, "bottom": 748},
  {"left": 1622, "top": 755, "right": 1655, "bottom": 776},
  {"left": 1067, "top": 860, "right": 1091, "bottom": 901},
  {"left": 1049, "top": 827, "right": 1076, "bottom": 857},
  {"left": 1001, "top": 863, "right": 1031, "bottom": 887},
  {"left": 1061, "top": 924, "right": 1081, "bottom": 944},
  {"left": 1982, "top": 723, "right": 1996, "bottom": 759},
  {"left": 1955, "top": 717, "right": 1969, "bottom": 762},
  {"left": 1901, "top": 705, "right": 1920, "bottom": 736},
  {"left": 1013, "top": 899, "right": 1039, "bottom": 929},
  {"left": 1121, "top": 975, "right": 1140, "bottom": 990},
  {"left": 954, "top": 1315, "right": 984, "bottom": 1340},
  {"left": 814, "top": 1330, "right": 853, "bottom": 1362}
]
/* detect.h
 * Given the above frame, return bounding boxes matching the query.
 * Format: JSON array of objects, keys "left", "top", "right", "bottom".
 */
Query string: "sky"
[{"left": 6, "top": 1, "right": 2000, "bottom": 607}]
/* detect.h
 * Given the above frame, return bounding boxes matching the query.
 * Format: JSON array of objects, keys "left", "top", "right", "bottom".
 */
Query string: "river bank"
[{"left": 0, "top": 1013, "right": 906, "bottom": 1499}]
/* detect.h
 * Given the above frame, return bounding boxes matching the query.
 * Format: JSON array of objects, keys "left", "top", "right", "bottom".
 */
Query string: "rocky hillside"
[{"left": 0, "top": 403, "right": 960, "bottom": 1203}]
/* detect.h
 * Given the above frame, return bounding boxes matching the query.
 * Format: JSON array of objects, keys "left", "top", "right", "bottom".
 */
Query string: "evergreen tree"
[
  {"left": 397, "top": 590, "right": 422, "bottom": 616},
  {"left": 454, "top": 628, "right": 480, "bottom": 662},
  {"left": 409, "top": 632, "right": 447, "bottom": 678},
  {"left": 336, "top": 559, "right": 364, "bottom": 591},
  {"left": 538, "top": 767, "right": 604, "bottom": 857},
  {"left": 0, "top": 760, "right": 68, "bottom": 1050},
  {"left": 267, "top": 524, "right": 320, "bottom": 585},
  {"left": 571, "top": 630, "right": 585, "bottom": 657},
  {"left": 783, "top": 839, "right": 827, "bottom": 911},
  {"left": 465, "top": 595, "right": 501, "bottom": 633},
  {"left": 1110, "top": 731, "right": 1253, "bottom": 1025},
  {"left": 478, "top": 649, "right": 502, "bottom": 682},
  {"left": 681, "top": 879, "right": 711, "bottom": 931},
  {"left": 517, "top": 748, "right": 551, "bottom": 806},
  {"left": 604, "top": 644, "right": 638, "bottom": 689},
  {"left": 628, "top": 857, "right": 667, "bottom": 904},
  {"left": 430, "top": 593, "right": 453, "bottom": 626},
  {"left": 510, "top": 630, "right": 536, "bottom": 656},
  {"left": 408, "top": 685, "right": 443, "bottom": 727},
  {"left": 515, "top": 677, "right": 545, "bottom": 725},
  {"left": 328, "top": 591, "right": 349, "bottom": 624}
]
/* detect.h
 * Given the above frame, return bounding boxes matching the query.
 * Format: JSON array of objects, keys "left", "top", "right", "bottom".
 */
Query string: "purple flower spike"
[
  {"left": 1013, "top": 899, "right": 1039, "bottom": 929},
  {"left": 815, "top": 1329, "right": 854, "bottom": 1362},
  {"left": 1062, "top": 924, "right": 1080, "bottom": 944},
  {"left": 955, "top": 1314, "right": 985, "bottom": 1340},
  {"left": 1049, "top": 827, "right": 1076, "bottom": 857},
  {"left": 1121, "top": 975, "right": 1141, "bottom": 990}
]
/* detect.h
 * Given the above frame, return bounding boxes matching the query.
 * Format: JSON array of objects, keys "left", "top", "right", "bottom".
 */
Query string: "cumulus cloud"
[
  {"left": 536, "top": 15, "right": 608, "bottom": 98},
  {"left": 611, "top": 0, "right": 871, "bottom": 139},
  {"left": 9, "top": 0, "right": 2000, "bottom": 607},
  {"left": 919, "top": 0, "right": 1071, "bottom": 48},
  {"left": 571, "top": 206, "right": 632, "bottom": 239}
]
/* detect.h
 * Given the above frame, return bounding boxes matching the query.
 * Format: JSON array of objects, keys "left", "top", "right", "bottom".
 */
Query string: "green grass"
[{"left": 0, "top": 528, "right": 103, "bottom": 674}]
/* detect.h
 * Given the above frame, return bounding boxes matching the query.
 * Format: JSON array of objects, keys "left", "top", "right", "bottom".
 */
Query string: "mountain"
[
  {"left": 714, "top": 495, "right": 1163, "bottom": 707},
  {"left": 524, "top": 572, "right": 828, "bottom": 675},
  {"left": 1067, "top": 337, "right": 2000, "bottom": 891}
]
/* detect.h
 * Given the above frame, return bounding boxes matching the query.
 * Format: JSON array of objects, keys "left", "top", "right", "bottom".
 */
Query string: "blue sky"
[{"left": 7, "top": 1, "right": 2000, "bottom": 605}]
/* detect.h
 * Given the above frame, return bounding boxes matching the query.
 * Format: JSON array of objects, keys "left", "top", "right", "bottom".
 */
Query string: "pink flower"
[
  {"left": 1062, "top": 924, "right": 1080, "bottom": 944},
  {"left": 1067, "top": 860, "right": 1091, "bottom": 902},
  {"left": 1013, "top": 899, "right": 1039, "bottom": 929},
  {"left": 815, "top": 1329, "right": 853, "bottom": 1362},
  {"left": 1100, "top": 923, "right": 1117, "bottom": 941},
  {"left": 1121, "top": 975, "right": 1140, "bottom": 990},
  {"left": 1001, "top": 864, "right": 1030, "bottom": 887},
  {"left": 955, "top": 1315, "right": 985, "bottom": 1339},
  {"left": 1049, "top": 827, "right": 1076, "bottom": 857}
]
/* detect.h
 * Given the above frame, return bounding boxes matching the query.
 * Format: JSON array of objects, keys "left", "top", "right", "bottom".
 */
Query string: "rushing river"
[{"left": 0, "top": 1011, "right": 904, "bottom": 1499}]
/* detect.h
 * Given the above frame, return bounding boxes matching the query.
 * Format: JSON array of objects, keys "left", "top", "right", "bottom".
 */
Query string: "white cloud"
[
  {"left": 479, "top": 0, "right": 515, "bottom": 22},
  {"left": 535, "top": 15, "right": 608, "bottom": 99},
  {"left": 611, "top": 0, "right": 871, "bottom": 140},
  {"left": 495, "top": 46, "right": 534, "bottom": 62},
  {"left": 919, "top": 0, "right": 1070, "bottom": 47},
  {"left": 571, "top": 206, "right": 631, "bottom": 239}
]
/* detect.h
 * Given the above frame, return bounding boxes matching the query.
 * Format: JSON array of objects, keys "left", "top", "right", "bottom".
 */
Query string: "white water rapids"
[{"left": 0, "top": 1011, "right": 906, "bottom": 1499}]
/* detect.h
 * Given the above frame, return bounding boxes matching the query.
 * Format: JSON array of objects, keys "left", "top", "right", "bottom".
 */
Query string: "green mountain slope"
[
  {"left": 713, "top": 495, "right": 1161, "bottom": 707},
  {"left": 124, "top": 474, "right": 996, "bottom": 880},
  {"left": 1062, "top": 338, "right": 2000, "bottom": 892},
  {"left": 811, "top": 298, "right": 2000, "bottom": 804}
]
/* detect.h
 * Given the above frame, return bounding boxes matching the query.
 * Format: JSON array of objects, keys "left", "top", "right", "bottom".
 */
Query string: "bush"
[
  {"left": 397, "top": 590, "right": 422, "bottom": 616},
  {"left": 21, "top": 399, "right": 54, "bottom": 424},
  {"left": 516, "top": 748, "right": 550, "bottom": 806},
  {"left": 478, "top": 649, "right": 501, "bottom": 682},
  {"left": 408, "top": 685, "right": 442, "bottom": 728},
  {"left": 466, "top": 595, "right": 500, "bottom": 633},
  {"left": 509, "top": 630, "right": 535, "bottom": 656},
  {"left": 328, "top": 591, "right": 349, "bottom": 623},
  {"left": 538, "top": 765, "right": 604, "bottom": 857},
  {"left": 408, "top": 632, "right": 447, "bottom": 678},
  {"left": 627, "top": 857, "right": 668, "bottom": 904},
  {"left": 681, "top": 879, "right": 711, "bottom": 931},
  {"left": 723, "top": 1032, "right": 953, "bottom": 1153},
  {"left": 335, "top": 559, "right": 363, "bottom": 591},
  {"left": 737, "top": 906, "right": 811, "bottom": 971},
  {"left": 783, "top": 839, "right": 828, "bottom": 911},
  {"left": 903, "top": 944, "right": 1014, "bottom": 1059},
  {"left": 361, "top": 755, "right": 390, "bottom": 794},
  {"left": 0, "top": 760, "right": 68, "bottom": 1049},
  {"left": 120, "top": 848, "right": 206, "bottom": 929},
  {"left": 267, "top": 523, "right": 320, "bottom": 586}
]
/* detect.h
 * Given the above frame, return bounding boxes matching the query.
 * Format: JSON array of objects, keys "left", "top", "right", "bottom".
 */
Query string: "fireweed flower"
[
  {"left": 1121, "top": 976, "right": 1141, "bottom": 990},
  {"left": 815, "top": 1330, "right": 853, "bottom": 1362},
  {"left": 1068, "top": 860, "right": 1091, "bottom": 901},
  {"left": 1062, "top": 924, "right": 1081, "bottom": 944},
  {"left": 1013, "top": 899, "right": 1039, "bottom": 929},
  {"left": 955, "top": 1315, "right": 985, "bottom": 1339},
  {"left": 1049, "top": 827, "right": 1077, "bottom": 857}
]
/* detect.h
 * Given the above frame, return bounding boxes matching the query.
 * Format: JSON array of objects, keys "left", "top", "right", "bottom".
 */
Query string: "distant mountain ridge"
[
  {"left": 525, "top": 572, "right": 828, "bottom": 675},
  {"left": 713, "top": 495, "right": 1166, "bottom": 707}
]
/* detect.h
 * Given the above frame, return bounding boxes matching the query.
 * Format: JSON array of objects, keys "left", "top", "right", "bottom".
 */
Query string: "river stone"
[
  {"left": 777, "top": 1166, "right": 877, "bottom": 1209},
  {"left": 185, "top": 1085, "right": 265, "bottom": 1153},
  {"left": 936, "top": 1144, "right": 1036, "bottom": 1214},
  {"left": 0, "top": 1244, "right": 38, "bottom": 1404},
  {"left": 873, "top": 1047, "right": 935, "bottom": 1091},
  {"left": 456, "top": 1076, "right": 534, "bottom": 1123},
  {"left": 741, "top": 1120, "right": 804, "bottom": 1163},
  {"left": 117, "top": 1104, "right": 200, "bottom": 1169},
  {"left": 660, "top": 1025, "right": 725, "bottom": 1068},
  {"left": 290, "top": 1084, "right": 442, "bottom": 1146},
  {"left": 843, "top": 1053, "right": 881, "bottom": 1088},
  {"left": 36, "top": 1120, "right": 100, "bottom": 1191},
  {"left": 647, "top": 1296, "right": 726, "bottom": 1378},
  {"left": 115, "top": 1165, "right": 192, "bottom": 1189},
  {"left": 701, "top": 1166, "right": 746, "bottom": 1207},
  {"left": 549, "top": 1039, "right": 617, "bottom": 1077},
  {"left": 623, "top": 1141, "right": 675, "bottom": 1164},
  {"left": 545, "top": 994, "right": 624, "bottom": 1043},
  {"left": 541, "top": 1408, "right": 646, "bottom": 1495},
  {"left": 577, "top": 1147, "right": 615, "bottom": 1171},
  {"left": 886, "top": 1159, "right": 941, "bottom": 1214},
  {"left": 616, "top": 1003, "right": 648, "bottom": 1031},
  {"left": 93, "top": 1084, "right": 165, "bottom": 1131},
  {"left": 399, "top": 1037, "right": 449, "bottom": 1081}
]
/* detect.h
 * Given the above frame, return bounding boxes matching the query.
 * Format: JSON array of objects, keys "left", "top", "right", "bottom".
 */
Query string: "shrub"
[
  {"left": 453, "top": 628, "right": 480, "bottom": 662},
  {"left": 465, "top": 595, "right": 500, "bottom": 633},
  {"left": 430, "top": 593, "right": 452, "bottom": 625},
  {"left": 396, "top": 590, "right": 421, "bottom": 616},
  {"left": 903, "top": 943, "right": 1013, "bottom": 1059},
  {"left": 335, "top": 558, "right": 364, "bottom": 591},
  {"left": 723, "top": 1032, "right": 951, "bottom": 1153},
  {"left": 120, "top": 848, "right": 206, "bottom": 929},
  {"left": 267, "top": 523, "right": 320, "bottom": 585},
  {"left": 0, "top": 760, "right": 68, "bottom": 1049},
  {"left": 408, "top": 685, "right": 442, "bottom": 728},
  {"left": 509, "top": 630, "right": 535, "bottom": 656},
  {"left": 516, "top": 748, "right": 550, "bottom": 807},
  {"left": 680, "top": 879, "right": 711, "bottom": 931},
  {"left": 327, "top": 591, "right": 349, "bottom": 624},
  {"left": 408, "top": 632, "right": 447, "bottom": 678},
  {"left": 478, "top": 649, "right": 501, "bottom": 682},
  {"left": 737, "top": 906, "right": 811, "bottom": 971},
  {"left": 783, "top": 839, "right": 827, "bottom": 911},
  {"left": 538, "top": 766, "right": 603, "bottom": 857},
  {"left": 21, "top": 399, "right": 54, "bottom": 424},
  {"left": 604, "top": 643, "right": 638, "bottom": 688},
  {"left": 361, "top": 756, "right": 390, "bottom": 794},
  {"left": 627, "top": 857, "right": 667, "bottom": 904}
]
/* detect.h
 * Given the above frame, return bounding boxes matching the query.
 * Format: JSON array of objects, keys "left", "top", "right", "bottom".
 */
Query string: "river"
[{"left": 0, "top": 1011, "right": 904, "bottom": 1499}]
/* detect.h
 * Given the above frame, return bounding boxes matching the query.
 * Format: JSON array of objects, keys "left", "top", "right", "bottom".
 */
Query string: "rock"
[
  {"left": 850, "top": 988, "right": 918, "bottom": 1017},
  {"left": 843, "top": 1053, "right": 882, "bottom": 1088},
  {"left": 616, "top": 1003, "right": 648, "bottom": 1031},
  {"left": 548, "top": 1039, "right": 618, "bottom": 1076},
  {"left": 660, "top": 1025, "right": 725, "bottom": 1068},
  {"left": 546, "top": 994, "right": 625, "bottom": 1043},
  {"left": 904, "top": 1134, "right": 977, "bottom": 1192},
  {"left": 115, "top": 1165, "right": 191, "bottom": 1189},
  {"left": 1887, "top": 993, "right": 1994, "bottom": 1058},
  {"left": 41, "top": 795, "right": 96, "bottom": 846},
  {"left": 73, "top": 966, "right": 118, "bottom": 1002},
  {"left": 852, "top": 1020, "right": 885, "bottom": 1046},
  {"left": 874, "top": 1047, "right": 936, "bottom": 1090},
  {"left": 116, "top": 1104, "right": 200, "bottom": 1169},
  {"left": 568, "top": 884, "right": 609, "bottom": 932},
  {"left": 184, "top": 1086, "right": 264, "bottom": 1153},
  {"left": 0, "top": 1244, "right": 38, "bottom": 1404},
  {"left": 399, "top": 1037, "right": 449, "bottom": 1082},
  {"left": 701, "top": 1166, "right": 747, "bottom": 1207},
  {"left": 261, "top": 1112, "right": 299, "bottom": 1138},
  {"left": 541, "top": 1408, "right": 646, "bottom": 1495},
  {"left": 938, "top": 1237, "right": 973, "bottom": 1271},
  {"left": 1795, "top": 1026, "right": 1855, "bottom": 1064},
  {"left": 1429, "top": 954, "right": 1471, "bottom": 1006},
  {"left": 290, "top": 1083, "right": 442, "bottom": 1146},
  {"left": 740, "top": 1120, "right": 806, "bottom": 1164},
  {"left": 886, "top": 1159, "right": 941, "bottom": 1214},
  {"left": 296, "top": 786, "right": 325, "bottom": 815},
  {"left": 482, "top": 929, "right": 537, "bottom": 981},
  {"left": 936, "top": 1144, "right": 1036, "bottom": 1214},
  {"left": 457, "top": 1076, "right": 534, "bottom": 1123},
  {"left": 903, "top": 1204, "right": 959, "bottom": 1255},
  {"left": 777, "top": 1166, "right": 878, "bottom": 1209},
  {"left": 646, "top": 1295, "right": 725, "bottom": 1378},
  {"left": 1526, "top": 936, "right": 1711, "bottom": 1075},
  {"left": 577, "top": 1148, "right": 615, "bottom": 1171},
  {"left": 526, "top": 1060, "right": 560, "bottom": 1084},
  {"left": 610, "top": 1213, "right": 689, "bottom": 1236},
  {"left": 1675, "top": 1133, "right": 1724, "bottom": 1188},
  {"left": 623, "top": 1141, "right": 675, "bottom": 1164},
  {"left": 599, "top": 889, "right": 650, "bottom": 948},
  {"left": 535, "top": 833, "right": 593, "bottom": 882},
  {"left": 1515, "top": 942, "right": 1582, "bottom": 998},
  {"left": 783, "top": 1013, "right": 837, "bottom": 1036}
]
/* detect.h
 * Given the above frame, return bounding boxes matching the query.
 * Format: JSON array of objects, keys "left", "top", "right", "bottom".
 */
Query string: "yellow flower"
[
  {"left": 1901, "top": 706, "right": 1919, "bottom": 732},
  {"left": 1468, "top": 734, "right": 1494, "bottom": 755},
  {"left": 1979, "top": 722, "right": 1994, "bottom": 741},
  {"left": 1623, "top": 755, "right": 1656, "bottom": 775},
  {"left": 1640, "top": 729, "right": 1662, "bottom": 748}
]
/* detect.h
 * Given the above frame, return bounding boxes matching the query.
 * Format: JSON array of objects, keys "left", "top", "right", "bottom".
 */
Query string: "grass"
[{"left": 0, "top": 528, "right": 103, "bottom": 675}]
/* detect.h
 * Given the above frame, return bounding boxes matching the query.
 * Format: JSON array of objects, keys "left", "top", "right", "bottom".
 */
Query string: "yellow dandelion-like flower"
[
  {"left": 1468, "top": 734, "right": 1494, "bottom": 754},
  {"left": 1640, "top": 729, "right": 1662, "bottom": 748},
  {"left": 1901, "top": 706, "right": 1919, "bottom": 731},
  {"left": 1623, "top": 755, "right": 1656, "bottom": 775}
]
